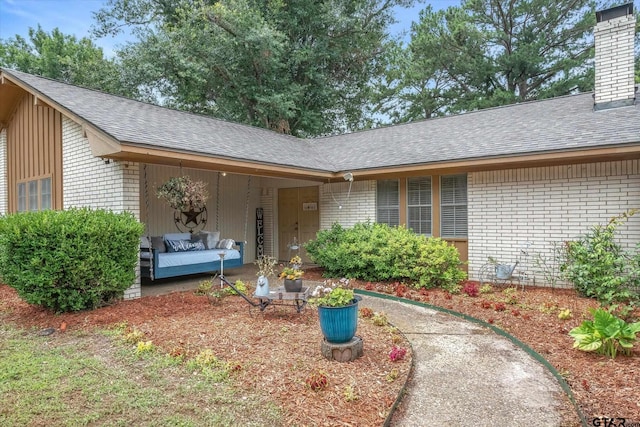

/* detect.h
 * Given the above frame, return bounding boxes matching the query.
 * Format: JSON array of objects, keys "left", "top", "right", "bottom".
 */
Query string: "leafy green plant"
[
  {"left": 135, "top": 340, "right": 155, "bottom": 355},
  {"left": 562, "top": 210, "right": 640, "bottom": 305},
  {"left": 372, "top": 312, "right": 389, "bottom": 326},
  {"left": 0, "top": 208, "right": 143, "bottom": 312},
  {"left": 225, "top": 280, "right": 248, "bottom": 296},
  {"left": 195, "top": 279, "right": 214, "bottom": 296},
  {"left": 309, "top": 281, "right": 355, "bottom": 307},
  {"left": 569, "top": 308, "right": 640, "bottom": 358},
  {"left": 305, "top": 222, "right": 465, "bottom": 290}
]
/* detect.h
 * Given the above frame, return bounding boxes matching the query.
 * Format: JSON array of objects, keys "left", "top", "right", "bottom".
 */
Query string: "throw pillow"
[
  {"left": 215, "top": 238, "right": 235, "bottom": 250},
  {"left": 201, "top": 231, "right": 221, "bottom": 249},
  {"left": 166, "top": 239, "right": 205, "bottom": 252},
  {"left": 151, "top": 236, "right": 167, "bottom": 253}
]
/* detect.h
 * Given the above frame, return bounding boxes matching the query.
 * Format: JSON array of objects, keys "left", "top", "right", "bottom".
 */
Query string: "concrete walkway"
[
  {"left": 359, "top": 294, "right": 574, "bottom": 426},
  {"left": 142, "top": 269, "right": 577, "bottom": 426}
]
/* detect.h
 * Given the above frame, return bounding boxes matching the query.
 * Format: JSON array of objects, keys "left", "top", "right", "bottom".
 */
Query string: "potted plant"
[
  {"left": 156, "top": 176, "right": 209, "bottom": 211},
  {"left": 254, "top": 256, "right": 277, "bottom": 297},
  {"left": 279, "top": 255, "right": 304, "bottom": 292},
  {"left": 309, "top": 279, "right": 361, "bottom": 343}
]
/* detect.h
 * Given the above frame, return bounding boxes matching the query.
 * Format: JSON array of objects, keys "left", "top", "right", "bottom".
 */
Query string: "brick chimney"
[{"left": 594, "top": 3, "right": 636, "bottom": 110}]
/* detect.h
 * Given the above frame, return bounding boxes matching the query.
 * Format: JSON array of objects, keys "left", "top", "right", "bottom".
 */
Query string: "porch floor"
[{"left": 141, "top": 263, "right": 261, "bottom": 297}]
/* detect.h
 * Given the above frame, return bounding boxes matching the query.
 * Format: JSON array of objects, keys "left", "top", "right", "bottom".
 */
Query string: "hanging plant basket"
[{"left": 156, "top": 176, "right": 209, "bottom": 211}]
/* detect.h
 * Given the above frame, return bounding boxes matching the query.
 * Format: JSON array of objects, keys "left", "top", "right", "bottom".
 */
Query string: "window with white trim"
[
  {"left": 407, "top": 177, "right": 432, "bottom": 235},
  {"left": 376, "top": 179, "right": 399, "bottom": 226},
  {"left": 440, "top": 174, "right": 467, "bottom": 238},
  {"left": 17, "top": 177, "right": 52, "bottom": 212}
]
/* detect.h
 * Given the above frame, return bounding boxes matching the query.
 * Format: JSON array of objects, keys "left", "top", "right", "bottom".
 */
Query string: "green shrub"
[
  {"left": 305, "top": 222, "right": 466, "bottom": 290},
  {"left": 562, "top": 210, "right": 639, "bottom": 305},
  {"left": 0, "top": 208, "right": 144, "bottom": 312}
]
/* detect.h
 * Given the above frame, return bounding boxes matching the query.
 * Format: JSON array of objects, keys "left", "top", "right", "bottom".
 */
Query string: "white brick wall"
[
  {"left": 0, "top": 129, "right": 6, "bottom": 215},
  {"left": 62, "top": 118, "right": 141, "bottom": 299},
  {"left": 468, "top": 160, "right": 640, "bottom": 286},
  {"left": 594, "top": 13, "right": 636, "bottom": 105},
  {"left": 320, "top": 180, "right": 376, "bottom": 229}
]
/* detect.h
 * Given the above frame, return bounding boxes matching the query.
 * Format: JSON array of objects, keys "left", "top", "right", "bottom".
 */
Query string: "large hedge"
[
  {"left": 305, "top": 222, "right": 466, "bottom": 290},
  {"left": 0, "top": 208, "right": 144, "bottom": 312}
]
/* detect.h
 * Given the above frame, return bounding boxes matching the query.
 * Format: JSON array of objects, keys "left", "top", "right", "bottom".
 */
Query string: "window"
[
  {"left": 376, "top": 180, "right": 399, "bottom": 226},
  {"left": 17, "top": 183, "right": 27, "bottom": 212},
  {"left": 407, "top": 177, "right": 432, "bottom": 235},
  {"left": 440, "top": 174, "right": 467, "bottom": 238},
  {"left": 16, "top": 177, "right": 52, "bottom": 212}
]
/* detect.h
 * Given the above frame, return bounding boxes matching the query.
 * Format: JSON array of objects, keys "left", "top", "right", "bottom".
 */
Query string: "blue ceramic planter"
[{"left": 317, "top": 297, "right": 361, "bottom": 343}]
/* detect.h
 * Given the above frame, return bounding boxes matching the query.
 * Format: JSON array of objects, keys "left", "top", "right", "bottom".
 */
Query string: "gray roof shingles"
[{"left": 4, "top": 68, "right": 639, "bottom": 174}]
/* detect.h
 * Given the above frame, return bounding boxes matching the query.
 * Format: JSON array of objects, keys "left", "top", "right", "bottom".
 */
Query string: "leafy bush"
[
  {"left": 569, "top": 308, "right": 640, "bottom": 358},
  {"left": 0, "top": 208, "right": 143, "bottom": 312},
  {"left": 562, "top": 210, "right": 640, "bottom": 304},
  {"left": 305, "top": 222, "right": 465, "bottom": 290}
]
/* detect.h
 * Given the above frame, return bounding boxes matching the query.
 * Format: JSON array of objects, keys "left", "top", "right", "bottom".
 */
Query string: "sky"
[{"left": 0, "top": 0, "right": 461, "bottom": 57}]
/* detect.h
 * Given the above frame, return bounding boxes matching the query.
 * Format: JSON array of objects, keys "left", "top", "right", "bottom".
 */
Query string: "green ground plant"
[
  {"left": 0, "top": 208, "right": 143, "bottom": 312},
  {"left": 569, "top": 307, "right": 640, "bottom": 358}
]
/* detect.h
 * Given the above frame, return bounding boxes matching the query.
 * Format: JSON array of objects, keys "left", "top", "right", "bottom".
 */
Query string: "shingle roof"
[
  {"left": 3, "top": 69, "right": 337, "bottom": 172},
  {"left": 320, "top": 93, "right": 640, "bottom": 171},
  {"left": 3, "top": 68, "right": 639, "bottom": 174}
]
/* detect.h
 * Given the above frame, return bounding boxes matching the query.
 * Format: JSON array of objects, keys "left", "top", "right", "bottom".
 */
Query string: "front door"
[{"left": 278, "top": 187, "right": 319, "bottom": 262}]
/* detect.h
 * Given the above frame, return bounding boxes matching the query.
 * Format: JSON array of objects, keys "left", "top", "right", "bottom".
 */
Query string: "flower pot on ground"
[{"left": 310, "top": 281, "right": 360, "bottom": 344}]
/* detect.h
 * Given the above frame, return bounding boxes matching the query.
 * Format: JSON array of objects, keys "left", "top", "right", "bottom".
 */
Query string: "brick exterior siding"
[
  {"left": 594, "top": 13, "right": 636, "bottom": 105},
  {"left": 468, "top": 160, "right": 640, "bottom": 285},
  {"left": 320, "top": 181, "right": 376, "bottom": 229},
  {"left": 62, "top": 118, "right": 141, "bottom": 299},
  {"left": 0, "top": 129, "right": 6, "bottom": 215}
]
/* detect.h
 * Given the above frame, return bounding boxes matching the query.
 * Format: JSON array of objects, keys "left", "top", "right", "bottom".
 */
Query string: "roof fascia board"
[
  {"left": 348, "top": 145, "right": 640, "bottom": 179},
  {"left": 112, "top": 144, "right": 335, "bottom": 182},
  {"left": 0, "top": 70, "right": 123, "bottom": 154}
]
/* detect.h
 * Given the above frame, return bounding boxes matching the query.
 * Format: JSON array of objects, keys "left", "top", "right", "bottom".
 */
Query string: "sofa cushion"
[{"left": 166, "top": 239, "right": 206, "bottom": 253}]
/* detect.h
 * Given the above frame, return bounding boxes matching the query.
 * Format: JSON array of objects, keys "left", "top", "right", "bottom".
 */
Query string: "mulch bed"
[{"left": 2, "top": 270, "right": 639, "bottom": 425}]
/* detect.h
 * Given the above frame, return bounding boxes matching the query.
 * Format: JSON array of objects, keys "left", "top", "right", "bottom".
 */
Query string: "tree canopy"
[
  {"left": 93, "top": 0, "right": 414, "bottom": 137},
  {"left": 377, "top": 0, "right": 599, "bottom": 123},
  {"left": 0, "top": 26, "right": 128, "bottom": 95}
]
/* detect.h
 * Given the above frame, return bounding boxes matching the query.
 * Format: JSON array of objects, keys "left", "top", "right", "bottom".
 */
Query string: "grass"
[{"left": 0, "top": 324, "right": 281, "bottom": 427}]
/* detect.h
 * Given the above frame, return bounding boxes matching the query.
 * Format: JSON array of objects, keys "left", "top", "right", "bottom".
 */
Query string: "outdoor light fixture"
[{"left": 343, "top": 172, "right": 354, "bottom": 182}]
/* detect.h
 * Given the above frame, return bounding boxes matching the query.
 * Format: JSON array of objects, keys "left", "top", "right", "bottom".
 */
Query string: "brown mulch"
[
  {"left": 2, "top": 270, "right": 640, "bottom": 425},
  {"left": 0, "top": 283, "right": 411, "bottom": 427}
]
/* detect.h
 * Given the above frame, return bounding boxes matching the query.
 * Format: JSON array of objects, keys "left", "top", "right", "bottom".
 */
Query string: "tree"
[
  {"left": 0, "top": 26, "right": 129, "bottom": 96},
  {"left": 93, "top": 0, "right": 414, "bottom": 137},
  {"left": 379, "top": 0, "right": 598, "bottom": 123}
]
